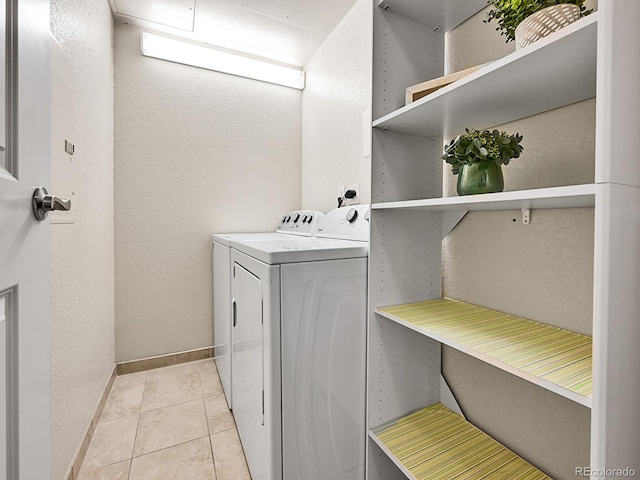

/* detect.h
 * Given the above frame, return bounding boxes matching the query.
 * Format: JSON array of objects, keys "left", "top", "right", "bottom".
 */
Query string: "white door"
[{"left": 0, "top": 0, "right": 52, "bottom": 478}]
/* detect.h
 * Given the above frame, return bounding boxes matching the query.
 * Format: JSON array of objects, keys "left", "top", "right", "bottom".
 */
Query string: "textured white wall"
[
  {"left": 114, "top": 23, "right": 302, "bottom": 361},
  {"left": 301, "top": 0, "right": 372, "bottom": 213},
  {"left": 442, "top": 7, "right": 597, "bottom": 335},
  {"left": 441, "top": 6, "right": 597, "bottom": 479},
  {"left": 49, "top": 0, "right": 115, "bottom": 479}
]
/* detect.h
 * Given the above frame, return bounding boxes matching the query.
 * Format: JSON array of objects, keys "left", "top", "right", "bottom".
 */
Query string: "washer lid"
[
  {"left": 213, "top": 210, "right": 325, "bottom": 246},
  {"left": 212, "top": 232, "right": 283, "bottom": 247},
  {"left": 229, "top": 236, "right": 368, "bottom": 264}
]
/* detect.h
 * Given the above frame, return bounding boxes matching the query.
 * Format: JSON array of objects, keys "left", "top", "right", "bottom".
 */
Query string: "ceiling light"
[{"left": 141, "top": 32, "right": 305, "bottom": 90}]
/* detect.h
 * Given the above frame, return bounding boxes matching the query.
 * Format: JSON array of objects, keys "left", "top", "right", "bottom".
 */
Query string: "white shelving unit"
[
  {"left": 373, "top": 14, "right": 597, "bottom": 139},
  {"left": 372, "top": 184, "right": 596, "bottom": 212},
  {"left": 367, "top": 0, "right": 640, "bottom": 479}
]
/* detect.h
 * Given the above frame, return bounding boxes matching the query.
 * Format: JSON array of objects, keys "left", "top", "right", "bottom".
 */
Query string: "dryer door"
[{"left": 232, "top": 262, "right": 264, "bottom": 430}]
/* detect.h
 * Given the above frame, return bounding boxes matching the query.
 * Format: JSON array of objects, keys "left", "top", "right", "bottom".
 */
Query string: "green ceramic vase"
[{"left": 457, "top": 162, "right": 504, "bottom": 196}]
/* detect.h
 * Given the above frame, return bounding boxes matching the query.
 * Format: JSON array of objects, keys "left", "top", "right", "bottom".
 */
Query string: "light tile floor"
[{"left": 77, "top": 359, "right": 251, "bottom": 480}]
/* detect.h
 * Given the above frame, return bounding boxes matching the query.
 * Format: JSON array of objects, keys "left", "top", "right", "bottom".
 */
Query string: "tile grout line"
[
  {"left": 131, "top": 434, "right": 213, "bottom": 459},
  {"left": 200, "top": 365, "right": 220, "bottom": 477},
  {"left": 77, "top": 458, "right": 132, "bottom": 474},
  {"left": 130, "top": 366, "right": 212, "bottom": 461},
  {"left": 127, "top": 373, "right": 146, "bottom": 479},
  {"left": 78, "top": 359, "right": 228, "bottom": 479},
  {"left": 209, "top": 433, "right": 219, "bottom": 480},
  {"left": 136, "top": 361, "right": 206, "bottom": 415},
  {"left": 139, "top": 395, "right": 205, "bottom": 416},
  {"left": 198, "top": 368, "right": 211, "bottom": 439}
]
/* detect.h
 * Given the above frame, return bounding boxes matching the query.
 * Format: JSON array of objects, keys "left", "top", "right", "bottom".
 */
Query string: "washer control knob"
[
  {"left": 293, "top": 213, "right": 301, "bottom": 223},
  {"left": 282, "top": 216, "right": 287, "bottom": 223},
  {"left": 346, "top": 208, "right": 358, "bottom": 224},
  {"left": 307, "top": 215, "right": 313, "bottom": 223},
  {"left": 364, "top": 210, "right": 370, "bottom": 222},
  {"left": 301, "top": 215, "right": 308, "bottom": 223}
]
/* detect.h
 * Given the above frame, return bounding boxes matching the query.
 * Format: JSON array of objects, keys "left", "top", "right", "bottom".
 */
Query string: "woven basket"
[{"left": 515, "top": 4, "right": 581, "bottom": 50}]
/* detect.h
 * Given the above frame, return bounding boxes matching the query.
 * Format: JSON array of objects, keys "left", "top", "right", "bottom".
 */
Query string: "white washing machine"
[
  {"left": 212, "top": 211, "right": 323, "bottom": 409},
  {"left": 229, "top": 205, "right": 369, "bottom": 480}
]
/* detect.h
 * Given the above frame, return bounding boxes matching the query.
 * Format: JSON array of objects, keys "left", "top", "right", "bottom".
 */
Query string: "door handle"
[
  {"left": 232, "top": 300, "right": 237, "bottom": 327},
  {"left": 32, "top": 187, "right": 71, "bottom": 221}
]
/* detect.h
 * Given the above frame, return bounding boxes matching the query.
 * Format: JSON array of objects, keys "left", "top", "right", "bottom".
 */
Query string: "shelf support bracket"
[
  {"left": 522, "top": 208, "right": 530, "bottom": 225},
  {"left": 442, "top": 211, "right": 467, "bottom": 238},
  {"left": 440, "top": 375, "right": 465, "bottom": 418}
]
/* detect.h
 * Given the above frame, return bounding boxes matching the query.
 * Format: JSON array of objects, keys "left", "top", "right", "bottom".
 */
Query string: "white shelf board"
[
  {"left": 377, "top": 0, "right": 487, "bottom": 31},
  {"left": 373, "top": 14, "right": 597, "bottom": 139},
  {"left": 375, "top": 305, "right": 592, "bottom": 408},
  {"left": 372, "top": 184, "right": 596, "bottom": 212}
]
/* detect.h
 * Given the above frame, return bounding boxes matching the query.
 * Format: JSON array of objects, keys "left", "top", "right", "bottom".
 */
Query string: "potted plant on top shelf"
[
  {"left": 442, "top": 129, "right": 524, "bottom": 196},
  {"left": 485, "top": 0, "right": 593, "bottom": 50}
]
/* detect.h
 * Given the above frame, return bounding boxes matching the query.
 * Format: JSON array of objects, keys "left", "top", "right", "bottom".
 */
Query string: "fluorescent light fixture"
[{"left": 141, "top": 32, "right": 305, "bottom": 90}]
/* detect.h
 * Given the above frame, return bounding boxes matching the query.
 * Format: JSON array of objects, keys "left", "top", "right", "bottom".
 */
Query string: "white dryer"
[
  {"left": 229, "top": 205, "right": 369, "bottom": 480},
  {"left": 212, "top": 211, "right": 322, "bottom": 409}
]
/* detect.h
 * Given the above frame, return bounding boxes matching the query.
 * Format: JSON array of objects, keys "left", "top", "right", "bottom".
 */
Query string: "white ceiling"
[{"left": 110, "top": 0, "right": 358, "bottom": 67}]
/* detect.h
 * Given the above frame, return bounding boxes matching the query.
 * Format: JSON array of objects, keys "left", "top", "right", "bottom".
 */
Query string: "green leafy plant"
[
  {"left": 485, "top": 0, "right": 592, "bottom": 42},
  {"left": 442, "top": 129, "right": 524, "bottom": 175}
]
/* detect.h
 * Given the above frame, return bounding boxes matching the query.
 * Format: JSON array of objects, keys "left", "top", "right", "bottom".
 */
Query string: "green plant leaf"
[{"left": 442, "top": 127, "right": 524, "bottom": 170}]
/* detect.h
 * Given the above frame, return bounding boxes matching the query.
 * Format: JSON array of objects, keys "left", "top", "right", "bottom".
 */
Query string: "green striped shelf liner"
[
  {"left": 371, "top": 403, "right": 552, "bottom": 480},
  {"left": 377, "top": 298, "right": 592, "bottom": 398}
]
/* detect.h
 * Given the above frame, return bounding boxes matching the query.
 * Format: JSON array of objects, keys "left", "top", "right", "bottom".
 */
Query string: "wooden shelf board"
[
  {"left": 372, "top": 14, "right": 597, "bottom": 138},
  {"left": 376, "top": 298, "right": 592, "bottom": 407},
  {"left": 372, "top": 184, "right": 596, "bottom": 212},
  {"left": 406, "top": 63, "right": 491, "bottom": 105},
  {"left": 369, "top": 403, "right": 552, "bottom": 480}
]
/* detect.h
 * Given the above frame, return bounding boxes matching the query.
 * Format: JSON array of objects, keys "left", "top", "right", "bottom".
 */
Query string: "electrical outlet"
[
  {"left": 337, "top": 185, "right": 346, "bottom": 198},
  {"left": 344, "top": 183, "right": 360, "bottom": 205}
]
